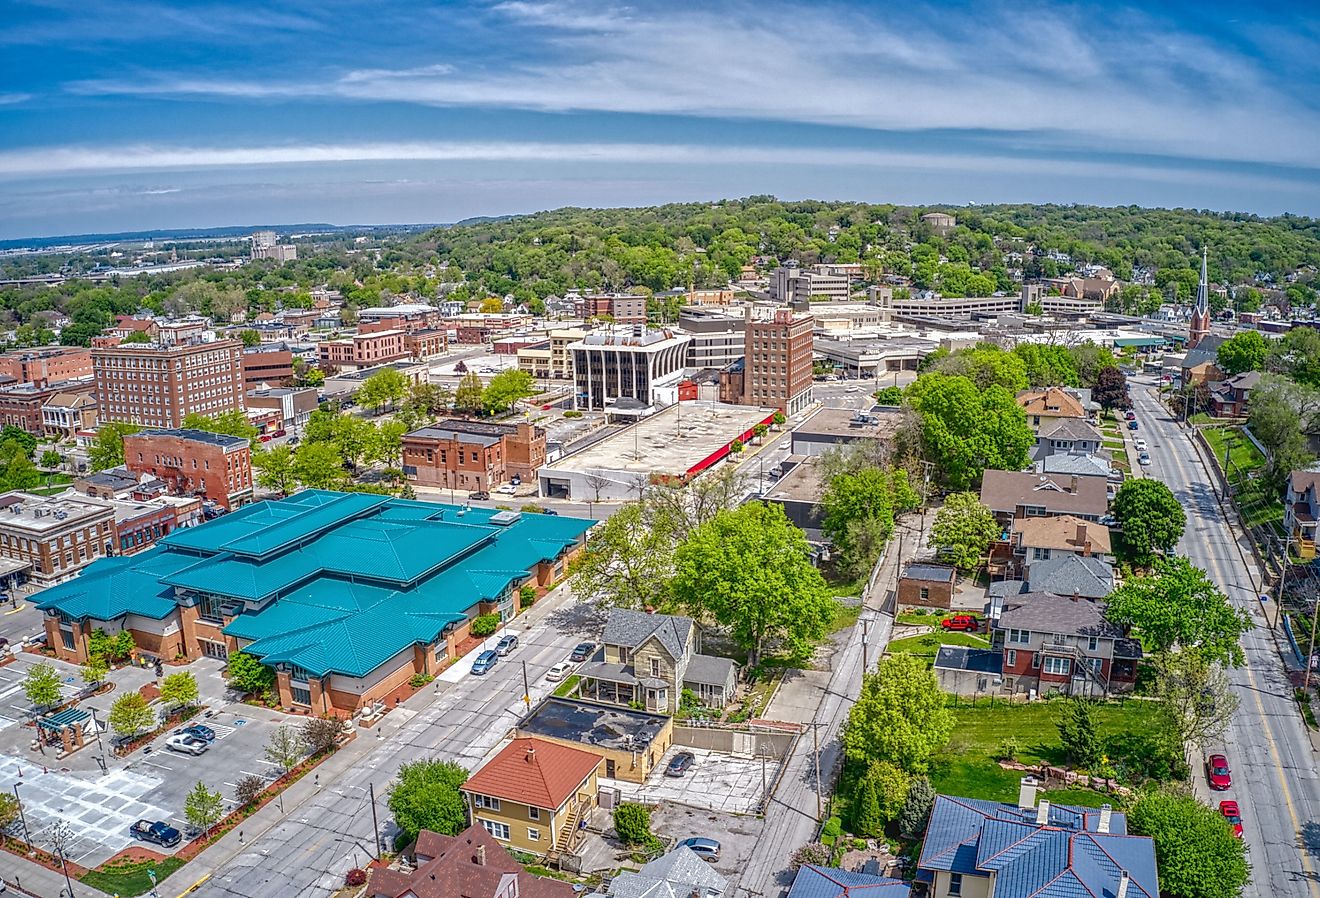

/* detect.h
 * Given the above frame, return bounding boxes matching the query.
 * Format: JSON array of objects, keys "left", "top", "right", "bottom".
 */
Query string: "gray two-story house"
[{"left": 577, "top": 609, "right": 738, "bottom": 713}]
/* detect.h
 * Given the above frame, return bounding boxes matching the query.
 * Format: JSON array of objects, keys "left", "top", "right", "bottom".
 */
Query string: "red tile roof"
[{"left": 461, "top": 737, "right": 600, "bottom": 811}]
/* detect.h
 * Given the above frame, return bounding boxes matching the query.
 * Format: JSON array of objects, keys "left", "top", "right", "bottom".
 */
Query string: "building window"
[
  {"left": 919, "top": 586, "right": 930, "bottom": 601},
  {"left": 474, "top": 795, "right": 501, "bottom": 811},
  {"left": 528, "top": 806, "right": 540, "bottom": 820},
  {"left": 1005, "top": 649, "right": 1016, "bottom": 668},
  {"left": 1007, "top": 628, "right": 1030, "bottom": 644},
  {"left": 949, "top": 873, "right": 963, "bottom": 896},
  {"left": 1043, "top": 656, "right": 1072, "bottom": 676},
  {"left": 527, "top": 827, "right": 541, "bottom": 842},
  {"left": 1087, "top": 636, "right": 1099, "bottom": 651},
  {"left": 290, "top": 686, "right": 312, "bottom": 705},
  {"left": 480, "top": 820, "right": 510, "bottom": 841}
]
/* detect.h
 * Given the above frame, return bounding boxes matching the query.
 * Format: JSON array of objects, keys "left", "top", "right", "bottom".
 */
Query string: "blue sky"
[{"left": 2, "top": 0, "right": 1320, "bottom": 239}]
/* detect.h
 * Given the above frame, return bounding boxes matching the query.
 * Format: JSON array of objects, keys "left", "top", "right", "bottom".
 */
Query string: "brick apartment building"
[
  {"left": 123, "top": 428, "right": 254, "bottom": 509},
  {"left": 578, "top": 294, "right": 648, "bottom": 324},
  {"left": 318, "top": 330, "right": 409, "bottom": 371},
  {"left": 357, "top": 303, "right": 443, "bottom": 334},
  {"left": 93, "top": 339, "right": 245, "bottom": 428},
  {"left": 240, "top": 344, "right": 295, "bottom": 388},
  {"left": 0, "top": 377, "right": 96, "bottom": 435},
  {"left": 0, "top": 491, "right": 116, "bottom": 585},
  {"left": 0, "top": 346, "right": 93, "bottom": 387},
  {"left": 741, "top": 307, "right": 814, "bottom": 415},
  {"left": 402, "top": 419, "right": 547, "bottom": 491}
]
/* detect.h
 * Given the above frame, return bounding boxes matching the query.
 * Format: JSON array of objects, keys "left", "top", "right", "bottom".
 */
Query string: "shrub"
[
  {"left": 898, "top": 776, "right": 936, "bottom": 837},
  {"left": 996, "top": 735, "right": 1021, "bottom": 761},
  {"left": 408, "top": 672, "right": 435, "bottom": 688},
  {"left": 227, "top": 651, "right": 276, "bottom": 695},
  {"left": 470, "top": 613, "right": 501, "bottom": 637},
  {"left": 613, "top": 802, "right": 654, "bottom": 846},
  {"left": 345, "top": 868, "right": 367, "bottom": 887},
  {"left": 519, "top": 586, "right": 537, "bottom": 608},
  {"left": 301, "top": 716, "right": 342, "bottom": 755},
  {"left": 789, "top": 842, "right": 830, "bottom": 870},
  {"left": 563, "top": 410, "right": 583, "bottom": 418}
]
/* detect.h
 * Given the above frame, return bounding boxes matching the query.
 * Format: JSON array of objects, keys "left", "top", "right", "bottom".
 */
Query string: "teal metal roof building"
[{"left": 37, "top": 491, "right": 592, "bottom": 685}]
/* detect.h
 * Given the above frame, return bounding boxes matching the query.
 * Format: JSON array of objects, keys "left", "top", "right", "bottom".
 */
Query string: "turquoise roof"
[{"left": 35, "top": 490, "right": 593, "bottom": 679}]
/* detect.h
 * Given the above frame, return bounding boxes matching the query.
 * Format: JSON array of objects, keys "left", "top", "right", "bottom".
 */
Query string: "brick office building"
[
  {"left": 317, "top": 330, "right": 409, "bottom": 371},
  {"left": 402, "top": 420, "right": 547, "bottom": 491},
  {"left": 0, "top": 491, "right": 116, "bottom": 586},
  {"left": 0, "top": 378, "right": 97, "bottom": 435},
  {"left": 240, "top": 344, "right": 295, "bottom": 388},
  {"left": 578, "top": 294, "right": 648, "bottom": 324},
  {"left": 93, "top": 339, "right": 245, "bottom": 428},
  {"left": 741, "top": 307, "right": 814, "bottom": 415},
  {"left": 0, "top": 346, "right": 93, "bottom": 387},
  {"left": 123, "top": 428, "right": 254, "bottom": 510}
]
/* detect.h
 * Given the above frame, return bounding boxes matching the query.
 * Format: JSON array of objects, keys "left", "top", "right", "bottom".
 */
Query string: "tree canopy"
[
  {"left": 1127, "top": 789, "right": 1249, "bottom": 898},
  {"left": 906, "top": 373, "right": 1034, "bottom": 489},
  {"left": 1111, "top": 478, "right": 1186, "bottom": 562},
  {"left": 483, "top": 369, "right": 536, "bottom": 415},
  {"left": 843, "top": 654, "right": 954, "bottom": 773},
  {"left": 930, "top": 492, "right": 1000, "bottom": 571},
  {"left": 821, "top": 466, "right": 919, "bottom": 579},
  {"left": 388, "top": 759, "right": 468, "bottom": 843},
  {"left": 1217, "top": 330, "right": 1269, "bottom": 375}
]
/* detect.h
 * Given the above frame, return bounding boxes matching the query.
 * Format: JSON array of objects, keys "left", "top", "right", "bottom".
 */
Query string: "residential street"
[{"left": 1132, "top": 378, "right": 1320, "bottom": 898}]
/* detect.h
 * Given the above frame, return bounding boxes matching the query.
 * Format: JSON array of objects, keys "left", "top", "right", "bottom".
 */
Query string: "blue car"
[
  {"left": 179, "top": 724, "right": 216, "bottom": 742},
  {"left": 471, "top": 650, "right": 499, "bottom": 675}
]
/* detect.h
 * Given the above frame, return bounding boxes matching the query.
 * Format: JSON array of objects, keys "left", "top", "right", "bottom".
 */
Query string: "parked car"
[
  {"left": 471, "top": 650, "right": 499, "bottom": 675},
  {"left": 1128, "top": 420, "right": 1139, "bottom": 431},
  {"left": 678, "top": 837, "right": 721, "bottom": 863},
  {"left": 941, "top": 615, "right": 980, "bottom": 632},
  {"left": 131, "top": 819, "right": 182, "bottom": 848},
  {"left": 258, "top": 434, "right": 273, "bottom": 443},
  {"left": 1206, "top": 753, "right": 1232, "bottom": 790},
  {"left": 495, "top": 484, "right": 518, "bottom": 495},
  {"left": 546, "top": 661, "right": 576, "bottom": 682},
  {"left": 165, "top": 733, "right": 208, "bottom": 756},
  {"left": 1138, "top": 453, "right": 1151, "bottom": 466},
  {"left": 542, "top": 508, "right": 560, "bottom": 516},
  {"left": 177, "top": 724, "right": 215, "bottom": 742},
  {"left": 1099, "top": 514, "right": 1118, "bottom": 527},
  {"left": 496, "top": 634, "right": 518, "bottom": 656},
  {"left": 1124, "top": 410, "right": 1137, "bottom": 420},
  {"left": 665, "top": 752, "right": 696, "bottom": 778},
  {"left": 570, "top": 642, "right": 595, "bottom": 662},
  {"left": 1134, "top": 438, "right": 1148, "bottom": 451},
  {"left": 468, "top": 490, "right": 491, "bottom": 501},
  {"left": 1219, "top": 800, "right": 1243, "bottom": 838}
]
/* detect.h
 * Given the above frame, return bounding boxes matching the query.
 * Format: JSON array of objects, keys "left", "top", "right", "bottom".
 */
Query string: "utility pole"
[
  {"left": 368, "top": 782, "right": 382, "bottom": 860},
  {"left": 862, "top": 617, "right": 870, "bottom": 673},
  {"left": 812, "top": 723, "right": 822, "bottom": 822}
]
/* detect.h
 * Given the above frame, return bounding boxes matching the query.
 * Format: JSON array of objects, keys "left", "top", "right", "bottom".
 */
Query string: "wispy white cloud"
[
  {"left": 61, "top": 1, "right": 1320, "bottom": 168},
  {"left": 0, "top": 139, "right": 1305, "bottom": 196},
  {"left": 0, "top": 93, "right": 32, "bottom": 105}
]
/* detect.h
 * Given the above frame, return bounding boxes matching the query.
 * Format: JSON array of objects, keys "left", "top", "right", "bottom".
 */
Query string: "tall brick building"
[
  {"left": 402, "top": 420, "right": 546, "bottom": 491},
  {"left": 0, "top": 378, "right": 96, "bottom": 435},
  {"left": 93, "top": 339, "right": 245, "bottom": 428},
  {"left": 742, "top": 307, "right": 814, "bottom": 415},
  {"left": 123, "top": 428, "right": 254, "bottom": 509},
  {"left": 0, "top": 346, "right": 93, "bottom": 387}
]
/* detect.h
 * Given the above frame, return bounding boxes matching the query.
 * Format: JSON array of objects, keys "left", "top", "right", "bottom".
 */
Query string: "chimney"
[
  {"left": 1072, "top": 591, "right": 1080, "bottom": 603},
  {"left": 526, "top": 745, "right": 536, "bottom": 764},
  {"left": 1070, "top": 475, "right": 1079, "bottom": 493},
  {"left": 475, "top": 845, "right": 486, "bottom": 866},
  {"left": 1036, "top": 799, "right": 1051, "bottom": 825},
  {"left": 1017, "top": 776, "right": 1038, "bottom": 810},
  {"left": 1075, "top": 522, "right": 1087, "bottom": 549},
  {"left": 1117, "top": 870, "right": 1130, "bottom": 898},
  {"left": 1098, "top": 803, "right": 1113, "bottom": 834}
]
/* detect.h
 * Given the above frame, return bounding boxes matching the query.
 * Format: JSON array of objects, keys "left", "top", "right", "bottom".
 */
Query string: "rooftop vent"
[{"left": 489, "top": 510, "right": 522, "bottom": 527}]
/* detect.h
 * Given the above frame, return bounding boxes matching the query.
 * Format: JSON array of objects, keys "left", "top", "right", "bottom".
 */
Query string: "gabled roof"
[
  {"left": 785, "top": 864, "right": 910, "bottom": 897},
  {"left": 461, "top": 737, "right": 600, "bottom": 811},
  {"left": 996, "top": 592, "right": 1124, "bottom": 641},
  {"left": 919, "top": 795, "right": 1157, "bottom": 898},
  {"left": 602, "top": 608, "right": 694, "bottom": 660},
  {"left": 369, "top": 824, "right": 573, "bottom": 898},
  {"left": 683, "top": 653, "right": 738, "bottom": 687},
  {"left": 1016, "top": 387, "right": 1085, "bottom": 419},
  {"left": 1012, "top": 515, "right": 1111, "bottom": 555},
  {"left": 608, "top": 846, "right": 730, "bottom": 898},
  {"left": 1036, "top": 417, "right": 1103, "bottom": 442},
  {"left": 1027, "top": 554, "right": 1114, "bottom": 600},
  {"left": 980, "top": 471, "right": 1109, "bottom": 517}
]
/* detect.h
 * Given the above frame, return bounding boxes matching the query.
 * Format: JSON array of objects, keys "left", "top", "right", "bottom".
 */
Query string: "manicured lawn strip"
[
  {"left": 1103, "top": 439, "right": 1127, "bottom": 451},
  {"left": 552, "top": 675, "right": 580, "bottom": 698},
  {"left": 886, "top": 631, "right": 989, "bottom": 658},
  {"left": 896, "top": 610, "right": 949, "bottom": 627},
  {"left": 82, "top": 856, "right": 185, "bottom": 897}
]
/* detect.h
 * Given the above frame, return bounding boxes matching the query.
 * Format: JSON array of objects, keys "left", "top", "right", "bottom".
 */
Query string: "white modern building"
[{"left": 569, "top": 327, "right": 692, "bottom": 413}]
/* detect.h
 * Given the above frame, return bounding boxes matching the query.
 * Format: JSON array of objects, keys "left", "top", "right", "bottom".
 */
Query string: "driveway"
[
  {"left": 608, "top": 747, "right": 774, "bottom": 815},
  {"left": 650, "top": 802, "right": 764, "bottom": 882}
]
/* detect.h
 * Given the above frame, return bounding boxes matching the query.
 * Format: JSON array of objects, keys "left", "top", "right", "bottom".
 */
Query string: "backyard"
[{"left": 886, "top": 630, "right": 989, "bottom": 660}]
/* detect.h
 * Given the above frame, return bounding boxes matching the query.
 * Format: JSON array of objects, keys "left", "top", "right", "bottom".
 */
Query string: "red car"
[
  {"left": 1206, "top": 754, "right": 1232, "bottom": 790},
  {"left": 1219, "top": 800, "right": 1243, "bottom": 838},
  {"left": 940, "top": 615, "right": 980, "bottom": 632}
]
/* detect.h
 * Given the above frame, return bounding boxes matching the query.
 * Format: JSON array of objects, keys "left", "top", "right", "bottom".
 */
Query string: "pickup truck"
[
  {"left": 940, "top": 615, "right": 980, "bottom": 632},
  {"left": 131, "top": 819, "right": 182, "bottom": 847}
]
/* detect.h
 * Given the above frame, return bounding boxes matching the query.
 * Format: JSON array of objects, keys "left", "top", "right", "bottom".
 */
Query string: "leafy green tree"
[
  {"left": 1247, "top": 375, "right": 1320, "bottom": 491},
  {"left": 873, "top": 385, "right": 904, "bottom": 405},
  {"left": 1216, "top": 330, "right": 1269, "bottom": 375},
  {"left": 1112, "top": 479, "right": 1186, "bottom": 562},
  {"left": 1057, "top": 698, "right": 1103, "bottom": 768},
  {"left": 906, "top": 373, "right": 1034, "bottom": 489},
  {"left": 1151, "top": 650, "right": 1239, "bottom": 755},
  {"left": 1127, "top": 789, "right": 1249, "bottom": 898},
  {"left": 569, "top": 502, "right": 676, "bottom": 611},
  {"left": 853, "top": 760, "right": 910, "bottom": 835},
  {"left": 1105, "top": 557, "right": 1252, "bottom": 667},
  {"left": 292, "top": 441, "right": 346, "bottom": 489},
  {"left": 0, "top": 792, "right": 19, "bottom": 834},
  {"left": 23, "top": 661, "right": 62, "bottom": 710},
  {"left": 1267, "top": 326, "right": 1320, "bottom": 388},
  {"left": 388, "top": 759, "right": 468, "bottom": 842},
  {"left": 671, "top": 503, "right": 836, "bottom": 666},
  {"left": 613, "top": 802, "right": 658, "bottom": 846},
  {"left": 1091, "top": 366, "right": 1131, "bottom": 411},
  {"left": 931, "top": 345, "right": 1028, "bottom": 392},
  {"left": 182, "top": 410, "right": 258, "bottom": 440},
  {"left": 772, "top": 411, "right": 786, "bottom": 427},
  {"left": 851, "top": 765, "right": 884, "bottom": 837},
  {"left": 184, "top": 781, "right": 225, "bottom": 835},
  {"left": 238, "top": 329, "right": 262, "bottom": 348},
  {"left": 108, "top": 692, "right": 155, "bottom": 739},
  {"left": 253, "top": 444, "right": 297, "bottom": 494},
  {"left": 483, "top": 369, "right": 536, "bottom": 415},
  {"left": 160, "top": 671, "right": 199, "bottom": 711},
  {"left": 822, "top": 467, "right": 918, "bottom": 578},
  {"left": 898, "top": 775, "right": 936, "bottom": 837},
  {"left": 1068, "top": 342, "right": 1119, "bottom": 387},
  {"left": 0, "top": 426, "right": 37, "bottom": 458},
  {"left": 39, "top": 449, "right": 62, "bottom": 470},
  {"left": 454, "top": 371, "right": 485, "bottom": 415},
  {"left": 930, "top": 492, "right": 1000, "bottom": 571},
  {"left": 264, "top": 725, "right": 308, "bottom": 774},
  {"left": 358, "top": 367, "right": 409, "bottom": 413},
  {"left": 226, "top": 651, "right": 276, "bottom": 695},
  {"left": 843, "top": 654, "right": 954, "bottom": 773},
  {"left": 89, "top": 422, "right": 141, "bottom": 471},
  {"left": 80, "top": 656, "right": 108, "bottom": 688}
]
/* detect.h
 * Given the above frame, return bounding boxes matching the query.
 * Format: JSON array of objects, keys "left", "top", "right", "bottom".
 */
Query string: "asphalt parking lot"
[
  {"left": 650, "top": 801, "right": 764, "bottom": 882},
  {"left": 605, "top": 746, "right": 776, "bottom": 815}
]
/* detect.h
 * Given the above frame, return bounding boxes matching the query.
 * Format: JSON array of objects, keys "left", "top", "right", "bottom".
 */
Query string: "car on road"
[
  {"left": 546, "top": 661, "right": 576, "bottom": 682},
  {"left": 468, "top": 490, "right": 491, "bottom": 501},
  {"left": 131, "top": 819, "right": 182, "bottom": 848},
  {"left": 940, "top": 614, "right": 980, "bottom": 632},
  {"left": 164, "top": 733, "right": 208, "bottom": 756},
  {"left": 1124, "top": 410, "right": 1136, "bottom": 420},
  {"left": 665, "top": 751, "right": 696, "bottom": 778},
  {"left": 570, "top": 642, "right": 596, "bottom": 662},
  {"left": 177, "top": 724, "right": 215, "bottom": 742},
  {"left": 1138, "top": 453, "right": 1151, "bottom": 466},
  {"left": 1219, "top": 800, "right": 1243, "bottom": 838},
  {"left": 1134, "top": 438, "right": 1148, "bottom": 451},
  {"left": 496, "top": 634, "right": 518, "bottom": 656},
  {"left": 542, "top": 508, "right": 559, "bottom": 515},
  {"left": 1206, "top": 753, "right": 1232, "bottom": 790},
  {"left": 1128, "top": 420, "right": 1139, "bottom": 430},
  {"left": 471, "top": 650, "right": 499, "bottom": 675},
  {"left": 677, "top": 837, "right": 721, "bottom": 863},
  {"left": 495, "top": 484, "right": 518, "bottom": 495}
]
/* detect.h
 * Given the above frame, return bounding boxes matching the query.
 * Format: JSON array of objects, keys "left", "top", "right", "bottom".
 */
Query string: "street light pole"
[{"left": 13, "top": 782, "right": 30, "bottom": 853}]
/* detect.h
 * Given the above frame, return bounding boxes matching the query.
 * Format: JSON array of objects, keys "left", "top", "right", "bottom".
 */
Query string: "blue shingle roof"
[
  {"left": 35, "top": 491, "right": 593, "bottom": 679},
  {"left": 919, "top": 795, "right": 1157, "bottom": 898},
  {"left": 785, "top": 865, "right": 910, "bottom": 897}
]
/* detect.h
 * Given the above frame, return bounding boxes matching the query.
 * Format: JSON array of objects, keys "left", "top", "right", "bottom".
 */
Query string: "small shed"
[
  {"left": 682, "top": 654, "right": 739, "bottom": 708},
  {"left": 933, "top": 646, "right": 1003, "bottom": 696},
  {"left": 897, "top": 562, "right": 956, "bottom": 609}
]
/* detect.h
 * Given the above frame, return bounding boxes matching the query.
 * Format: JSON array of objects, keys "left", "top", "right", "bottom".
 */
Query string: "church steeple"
[{"left": 1188, "top": 246, "right": 1211, "bottom": 350}]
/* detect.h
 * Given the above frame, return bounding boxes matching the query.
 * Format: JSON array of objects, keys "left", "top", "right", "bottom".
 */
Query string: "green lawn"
[
  {"left": 887, "top": 630, "right": 989, "bottom": 659},
  {"left": 81, "top": 856, "right": 185, "bottom": 897},
  {"left": 896, "top": 610, "right": 951, "bottom": 627},
  {"left": 928, "top": 698, "right": 1169, "bottom": 804},
  {"left": 1103, "top": 439, "right": 1127, "bottom": 451},
  {"left": 831, "top": 602, "right": 864, "bottom": 633},
  {"left": 1202, "top": 426, "right": 1265, "bottom": 472},
  {"left": 1202, "top": 426, "right": 1283, "bottom": 531},
  {"left": 552, "top": 675, "right": 580, "bottom": 698}
]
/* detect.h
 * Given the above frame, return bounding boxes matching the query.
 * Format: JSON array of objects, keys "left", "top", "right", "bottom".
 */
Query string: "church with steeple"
[{"left": 1187, "top": 247, "right": 1212, "bottom": 349}]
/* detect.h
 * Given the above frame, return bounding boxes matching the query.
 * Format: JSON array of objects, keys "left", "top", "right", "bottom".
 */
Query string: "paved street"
[{"left": 1131, "top": 378, "right": 1320, "bottom": 898}]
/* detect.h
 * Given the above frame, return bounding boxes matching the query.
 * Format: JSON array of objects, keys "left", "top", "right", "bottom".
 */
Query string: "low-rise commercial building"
[
  {"left": 318, "top": 329, "right": 408, "bottom": 371},
  {"left": 123, "top": 428, "right": 254, "bottom": 510},
  {"left": 578, "top": 293, "right": 648, "bottom": 324},
  {"left": 0, "top": 377, "right": 96, "bottom": 436},
  {"left": 41, "top": 390, "right": 98, "bottom": 439},
  {"left": 517, "top": 697, "right": 674, "bottom": 784},
  {"left": 790, "top": 406, "right": 905, "bottom": 457},
  {"left": 245, "top": 387, "right": 318, "bottom": 431},
  {"left": 569, "top": 327, "right": 692, "bottom": 413},
  {"left": 0, "top": 491, "right": 116, "bottom": 585},
  {"left": 769, "top": 266, "right": 850, "bottom": 303},
  {"left": 402, "top": 420, "right": 546, "bottom": 491}
]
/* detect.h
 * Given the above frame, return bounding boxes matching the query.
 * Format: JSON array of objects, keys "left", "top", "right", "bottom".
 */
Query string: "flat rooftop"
[
  {"left": 0, "top": 491, "right": 112, "bottom": 531},
  {"left": 546, "top": 400, "right": 775, "bottom": 478},
  {"left": 519, "top": 697, "right": 670, "bottom": 751},
  {"left": 763, "top": 458, "right": 824, "bottom": 504},
  {"left": 796, "top": 405, "right": 905, "bottom": 439}
]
